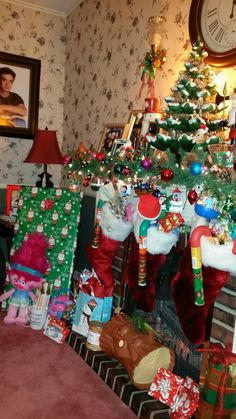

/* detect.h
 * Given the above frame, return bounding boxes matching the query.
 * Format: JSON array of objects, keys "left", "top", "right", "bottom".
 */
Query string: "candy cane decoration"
[
  {"left": 92, "top": 199, "right": 104, "bottom": 249},
  {"left": 190, "top": 225, "right": 212, "bottom": 306},
  {"left": 138, "top": 219, "right": 151, "bottom": 286}
]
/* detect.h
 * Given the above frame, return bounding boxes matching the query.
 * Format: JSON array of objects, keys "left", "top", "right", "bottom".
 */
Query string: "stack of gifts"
[
  {"left": 148, "top": 367, "right": 199, "bottom": 418},
  {"left": 197, "top": 343, "right": 236, "bottom": 418},
  {"left": 72, "top": 269, "right": 113, "bottom": 337}
]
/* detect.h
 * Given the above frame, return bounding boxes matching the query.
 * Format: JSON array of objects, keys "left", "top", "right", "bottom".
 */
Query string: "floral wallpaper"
[
  {"left": 64, "top": 0, "right": 236, "bottom": 153},
  {"left": 0, "top": 1, "right": 66, "bottom": 187}
]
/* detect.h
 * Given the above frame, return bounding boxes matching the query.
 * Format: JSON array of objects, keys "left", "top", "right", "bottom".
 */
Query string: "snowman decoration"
[{"left": 77, "top": 298, "right": 97, "bottom": 337}]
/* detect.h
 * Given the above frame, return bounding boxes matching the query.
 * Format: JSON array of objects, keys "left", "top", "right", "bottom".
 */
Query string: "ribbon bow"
[{"left": 198, "top": 343, "right": 236, "bottom": 415}]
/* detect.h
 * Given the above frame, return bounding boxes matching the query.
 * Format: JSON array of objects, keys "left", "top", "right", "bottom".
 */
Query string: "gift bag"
[
  {"left": 72, "top": 291, "right": 112, "bottom": 337},
  {"left": 197, "top": 344, "right": 236, "bottom": 419}
]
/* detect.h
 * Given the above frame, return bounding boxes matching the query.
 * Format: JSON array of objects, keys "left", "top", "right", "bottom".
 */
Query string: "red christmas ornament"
[
  {"left": 123, "top": 166, "right": 131, "bottom": 176},
  {"left": 161, "top": 168, "right": 174, "bottom": 182},
  {"left": 188, "top": 189, "right": 198, "bottom": 205},
  {"left": 96, "top": 152, "right": 105, "bottom": 162},
  {"left": 63, "top": 155, "right": 72, "bottom": 165},
  {"left": 83, "top": 179, "right": 90, "bottom": 187}
]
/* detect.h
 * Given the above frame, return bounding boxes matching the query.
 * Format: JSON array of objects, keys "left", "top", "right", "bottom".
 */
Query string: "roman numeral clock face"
[{"left": 189, "top": 0, "right": 236, "bottom": 66}]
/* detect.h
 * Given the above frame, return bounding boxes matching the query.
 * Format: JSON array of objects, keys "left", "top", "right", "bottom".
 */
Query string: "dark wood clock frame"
[{"left": 189, "top": 0, "right": 236, "bottom": 67}]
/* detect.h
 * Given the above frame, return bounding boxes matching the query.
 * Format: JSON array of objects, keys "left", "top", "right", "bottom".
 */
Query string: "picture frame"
[
  {"left": 5, "top": 184, "right": 21, "bottom": 217},
  {"left": 127, "top": 110, "right": 145, "bottom": 148},
  {"left": 98, "top": 123, "right": 129, "bottom": 152},
  {"left": 0, "top": 51, "right": 41, "bottom": 139}
]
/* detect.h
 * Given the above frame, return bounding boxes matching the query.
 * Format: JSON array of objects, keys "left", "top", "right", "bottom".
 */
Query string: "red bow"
[{"left": 198, "top": 343, "right": 236, "bottom": 415}]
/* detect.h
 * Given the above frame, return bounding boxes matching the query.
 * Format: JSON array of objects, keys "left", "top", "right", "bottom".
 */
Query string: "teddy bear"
[{"left": 0, "top": 232, "right": 50, "bottom": 325}]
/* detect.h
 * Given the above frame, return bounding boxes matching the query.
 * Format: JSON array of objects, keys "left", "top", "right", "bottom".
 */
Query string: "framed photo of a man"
[{"left": 0, "top": 51, "right": 41, "bottom": 139}]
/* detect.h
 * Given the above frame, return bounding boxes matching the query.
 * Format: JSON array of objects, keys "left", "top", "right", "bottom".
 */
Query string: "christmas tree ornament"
[
  {"left": 161, "top": 168, "right": 174, "bottom": 182},
  {"left": 82, "top": 178, "right": 90, "bottom": 187},
  {"left": 122, "top": 166, "right": 131, "bottom": 176},
  {"left": 188, "top": 189, "right": 198, "bottom": 205},
  {"left": 63, "top": 155, "right": 72, "bottom": 165},
  {"left": 141, "top": 156, "right": 153, "bottom": 169},
  {"left": 152, "top": 188, "right": 161, "bottom": 198},
  {"left": 114, "top": 163, "right": 125, "bottom": 174},
  {"left": 189, "top": 161, "right": 203, "bottom": 176},
  {"left": 96, "top": 152, "right": 105, "bottom": 162}
]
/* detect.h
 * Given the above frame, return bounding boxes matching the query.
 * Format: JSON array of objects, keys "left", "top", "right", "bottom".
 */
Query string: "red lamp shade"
[{"left": 24, "top": 130, "right": 64, "bottom": 165}]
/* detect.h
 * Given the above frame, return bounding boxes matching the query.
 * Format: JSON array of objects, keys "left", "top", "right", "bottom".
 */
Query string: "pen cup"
[{"left": 29, "top": 305, "right": 48, "bottom": 330}]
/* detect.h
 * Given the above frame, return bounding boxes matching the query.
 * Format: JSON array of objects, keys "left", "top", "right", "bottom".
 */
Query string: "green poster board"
[{"left": 11, "top": 186, "right": 81, "bottom": 293}]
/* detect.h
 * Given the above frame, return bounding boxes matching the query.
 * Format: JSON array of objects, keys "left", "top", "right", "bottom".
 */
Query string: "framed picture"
[
  {"left": 98, "top": 123, "right": 129, "bottom": 152},
  {"left": 0, "top": 51, "right": 41, "bottom": 139},
  {"left": 127, "top": 110, "right": 145, "bottom": 149},
  {"left": 5, "top": 184, "right": 21, "bottom": 217}
]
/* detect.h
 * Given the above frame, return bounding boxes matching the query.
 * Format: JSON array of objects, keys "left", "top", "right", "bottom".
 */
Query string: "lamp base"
[{"left": 36, "top": 172, "right": 54, "bottom": 188}]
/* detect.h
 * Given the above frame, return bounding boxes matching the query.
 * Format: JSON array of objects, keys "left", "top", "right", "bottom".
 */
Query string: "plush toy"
[{"left": 0, "top": 232, "right": 50, "bottom": 325}]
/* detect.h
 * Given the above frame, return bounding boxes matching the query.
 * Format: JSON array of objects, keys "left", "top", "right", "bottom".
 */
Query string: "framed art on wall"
[
  {"left": 98, "top": 123, "right": 128, "bottom": 152},
  {"left": 0, "top": 51, "right": 41, "bottom": 139}
]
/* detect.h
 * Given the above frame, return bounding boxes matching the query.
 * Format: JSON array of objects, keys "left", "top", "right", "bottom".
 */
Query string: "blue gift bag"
[{"left": 72, "top": 289, "right": 113, "bottom": 337}]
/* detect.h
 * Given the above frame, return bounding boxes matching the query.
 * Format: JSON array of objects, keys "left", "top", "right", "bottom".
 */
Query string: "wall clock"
[{"left": 189, "top": 0, "right": 236, "bottom": 67}]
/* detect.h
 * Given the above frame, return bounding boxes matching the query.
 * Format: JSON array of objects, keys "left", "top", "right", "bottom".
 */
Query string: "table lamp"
[{"left": 24, "top": 129, "right": 64, "bottom": 188}]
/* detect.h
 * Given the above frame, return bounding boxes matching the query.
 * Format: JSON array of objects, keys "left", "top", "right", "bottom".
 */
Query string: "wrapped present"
[
  {"left": 197, "top": 344, "right": 236, "bottom": 418},
  {"left": 149, "top": 368, "right": 199, "bottom": 418}
]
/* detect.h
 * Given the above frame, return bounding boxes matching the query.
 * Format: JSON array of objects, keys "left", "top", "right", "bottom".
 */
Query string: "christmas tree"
[
  {"left": 151, "top": 40, "right": 222, "bottom": 155},
  {"left": 64, "top": 42, "right": 235, "bottom": 210}
]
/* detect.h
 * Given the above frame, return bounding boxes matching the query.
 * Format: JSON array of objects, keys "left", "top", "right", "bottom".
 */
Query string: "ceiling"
[{"left": 0, "top": 0, "right": 81, "bottom": 16}]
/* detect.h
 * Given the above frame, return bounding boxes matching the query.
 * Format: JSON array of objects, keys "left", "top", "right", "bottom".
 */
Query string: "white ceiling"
[{"left": 0, "top": 0, "right": 81, "bottom": 16}]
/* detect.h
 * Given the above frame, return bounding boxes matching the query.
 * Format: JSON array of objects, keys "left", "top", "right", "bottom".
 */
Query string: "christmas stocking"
[
  {"left": 172, "top": 243, "right": 229, "bottom": 345},
  {"left": 87, "top": 230, "right": 121, "bottom": 296},
  {"left": 86, "top": 199, "right": 133, "bottom": 297},
  {"left": 124, "top": 234, "right": 166, "bottom": 312}
]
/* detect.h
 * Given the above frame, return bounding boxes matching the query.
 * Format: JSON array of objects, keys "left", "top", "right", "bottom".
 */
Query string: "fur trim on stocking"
[
  {"left": 201, "top": 236, "right": 236, "bottom": 275},
  {"left": 100, "top": 202, "right": 133, "bottom": 242},
  {"left": 133, "top": 212, "right": 179, "bottom": 255}
]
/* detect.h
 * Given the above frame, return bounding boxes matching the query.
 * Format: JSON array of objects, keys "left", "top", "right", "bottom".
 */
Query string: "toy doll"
[{"left": 0, "top": 232, "right": 50, "bottom": 325}]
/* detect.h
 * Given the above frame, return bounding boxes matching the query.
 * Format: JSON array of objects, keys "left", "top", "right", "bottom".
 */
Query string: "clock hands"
[{"left": 230, "top": 0, "right": 236, "bottom": 19}]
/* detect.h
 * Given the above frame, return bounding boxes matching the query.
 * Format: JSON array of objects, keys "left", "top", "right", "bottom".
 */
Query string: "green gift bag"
[{"left": 197, "top": 344, "right": 236, "bottom": 419}]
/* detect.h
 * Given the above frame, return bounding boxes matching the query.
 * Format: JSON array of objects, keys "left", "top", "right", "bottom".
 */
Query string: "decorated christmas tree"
[
  {"left": 150, "top": 40, "right": 223, "bottom": 155},
  {"left": 64, "top": 41, "right": 235, "bottom": 216}
]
